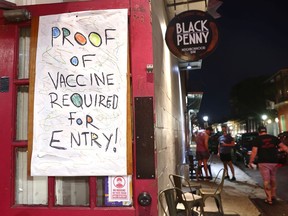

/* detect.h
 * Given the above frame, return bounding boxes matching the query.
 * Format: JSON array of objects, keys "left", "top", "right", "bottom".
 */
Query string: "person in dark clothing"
[
  {"left": 218, "top": 124, "right": 236, "bottom": 181},
  {"left": 249, "top": 126, "right": 288, "bottom": 205}
]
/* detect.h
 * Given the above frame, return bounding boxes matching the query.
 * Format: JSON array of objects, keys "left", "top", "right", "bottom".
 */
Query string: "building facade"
[
  {"left": 0, "top": 0, "right": 208, "bottom": 215},
  {"left": 268, "top": 68, "right": 288, "bottom": 132}
]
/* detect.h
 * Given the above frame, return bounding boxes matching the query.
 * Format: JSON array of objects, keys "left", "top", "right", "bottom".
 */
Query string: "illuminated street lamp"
[
  {"left": 261, "top": 114, "right": 267, "bottom": 121},
  {"left": 261, "top": 114, "right": 267, "bottom": 126},
  {"left": 203, "top": 115, "right": 208, "bottom": 128}
]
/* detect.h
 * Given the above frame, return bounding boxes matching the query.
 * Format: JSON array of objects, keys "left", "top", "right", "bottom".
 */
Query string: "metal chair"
[
  {"left": 169, "top": 174, "right": 204, "bottom": 215},
  {"left": 169, "top": 174, "right": 201, "bottom": 194},
  {"left": 174, "top": 186, "right": 204, "bottom": 216},
  {"left": 159, "top": 187, "right": 204, "bottom": 216},
  {"left": 188, "top": 155, "right": 199, "bottom": 179},
  {"left": 189, "top": 154, "right": 213, "bottom": 180},
  {"left": 199, "top": 168, "right": 227, "bottom": 215},
  {"left": 199, "top": 154, "right": 214, "bottom": 179},
  {"left": 158, "top": 187, "right": 181, "bottom": 216}
]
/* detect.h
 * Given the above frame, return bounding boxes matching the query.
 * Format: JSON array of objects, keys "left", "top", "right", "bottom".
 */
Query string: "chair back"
[
  {"left": 214, "top": 168, "right": 226, "bottom": 194},
  {"left": 169, "top": 174, "right": 182, "bottom": 189},
  {"left": 169, "top": 174, "right": 199, "bottom": 199},
  {"left": 158, "top": 187, "right": 184, "bottom": 216},
  {"left": 169, "top": 174, "right": 183, "bottom": 190}
]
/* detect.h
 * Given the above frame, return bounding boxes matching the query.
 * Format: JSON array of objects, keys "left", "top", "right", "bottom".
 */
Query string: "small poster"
[{"left": 108, "top": 176, "right": 131, "bottom": 202}]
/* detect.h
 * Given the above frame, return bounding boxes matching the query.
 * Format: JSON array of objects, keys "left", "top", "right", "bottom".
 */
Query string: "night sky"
[{"left": 189, "top": 0, "right": 288, "bottom": 124}]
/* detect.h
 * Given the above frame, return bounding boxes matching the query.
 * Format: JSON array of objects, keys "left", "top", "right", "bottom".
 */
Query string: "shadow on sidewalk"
[
  {"left": 180, "top": 210, "right": 240, "bottom": 216},
  {"left": 204, "top": 212, "right": 240, "bottom": 216},
  {"left": 250, "top": 198, "right": 288, "bottom": 216}
]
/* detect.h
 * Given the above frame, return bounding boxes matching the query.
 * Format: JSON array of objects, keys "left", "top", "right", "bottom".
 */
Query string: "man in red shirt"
[{"left": 195, "top": 126, "right": 213, "bottom": 180}]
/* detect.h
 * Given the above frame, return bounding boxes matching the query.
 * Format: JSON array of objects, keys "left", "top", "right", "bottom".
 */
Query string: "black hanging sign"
[{"left": 165, "top": 10, "right": 219, "bottom": 61}]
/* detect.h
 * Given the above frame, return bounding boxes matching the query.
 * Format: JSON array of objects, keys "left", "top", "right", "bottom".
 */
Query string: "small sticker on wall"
[{"left": 108, "top": 176, "right": 131, "bottom": 202}]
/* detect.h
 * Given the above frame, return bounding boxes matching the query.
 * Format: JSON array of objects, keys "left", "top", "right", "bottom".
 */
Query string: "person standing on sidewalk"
[
  {"left": 218, "top": 124, "right": 236, "bottom": 181},
  {"left": 195, "top": 126, "right": 213, "bottom": 180},
  {"left": 249, "top": 126, "right": 288, "bottom": 205}
]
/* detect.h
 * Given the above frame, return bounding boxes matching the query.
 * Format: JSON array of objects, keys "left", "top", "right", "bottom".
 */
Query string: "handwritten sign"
[{"left": 31, "top": 9, "right": 128, "bottom": 176}]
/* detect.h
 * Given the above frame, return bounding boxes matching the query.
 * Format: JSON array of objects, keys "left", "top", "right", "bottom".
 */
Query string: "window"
[
  {"left": 55, "top": 177, "right": 89, "bottom": 206},
  {"left": 18, "top": 27, "right": 30, "bottom": 79},
  {"left": 16, "top": 85, "right": 29, "bottom": 140},
  {"left": 15, "top": 27, "right": 48, "bottom": 205},
  {"left": 15, "top": 148, "right": 48, "bottom": 205}
]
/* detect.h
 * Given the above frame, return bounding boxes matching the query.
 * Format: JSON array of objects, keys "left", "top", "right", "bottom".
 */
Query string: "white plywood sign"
[{"left": 31, "top": 9, "right": 128, "bottom": 176}]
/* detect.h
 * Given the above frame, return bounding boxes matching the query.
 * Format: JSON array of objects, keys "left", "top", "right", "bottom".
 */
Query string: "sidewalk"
[{"left": 199, "top": 154, "right": 265, "bottom": 216}]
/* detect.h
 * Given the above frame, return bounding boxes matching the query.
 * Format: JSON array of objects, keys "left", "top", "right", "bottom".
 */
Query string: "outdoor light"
[
  {"left": 267, "top": 119, "right": 272, "bottom": 124},
  {"left": 275, "top": 117, "right": 279, "bottom": 123},
  {"left": 203, "top": 116, "right": 208, "bottom": 122},
  {"left": 261, "top": 114, "right": 267, "bottom": 121},
  {"left": 203, "top": 116, "right": 208, "bottom": 128},
  {"left": 261, "top": 114, "right": 268, "bottom": 126},
  {"left": 187, "top": 64, "right": 192, "bottom": 70}
]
